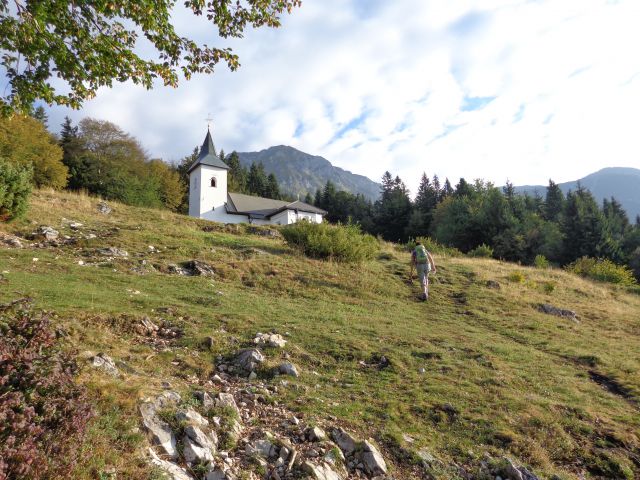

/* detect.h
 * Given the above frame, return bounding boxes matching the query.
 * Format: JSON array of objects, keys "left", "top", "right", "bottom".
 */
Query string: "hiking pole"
[{"left": 409, "top": 262, "right": 415, "bottom": 284}]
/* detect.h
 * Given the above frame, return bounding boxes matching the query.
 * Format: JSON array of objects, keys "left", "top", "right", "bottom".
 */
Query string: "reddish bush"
[{"left": 0, "top": 301, "right": 93, "bottom": 480}]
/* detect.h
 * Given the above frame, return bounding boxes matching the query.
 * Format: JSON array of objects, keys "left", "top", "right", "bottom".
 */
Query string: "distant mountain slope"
[
  {"left": 236, "top": 145, "right": 380, "bottom": 201},
  {"left": 515, "top": 167, "right": 640, "bottom": 220}
]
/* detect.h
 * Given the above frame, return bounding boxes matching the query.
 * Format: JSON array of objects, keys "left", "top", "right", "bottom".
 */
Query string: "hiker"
[{"left": 411, "top": 241, "right": 436, "bottom": 301}]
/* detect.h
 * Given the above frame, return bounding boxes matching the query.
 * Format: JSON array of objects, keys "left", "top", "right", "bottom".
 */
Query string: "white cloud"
[{"left": 44, "top": 0, "right": 640, "bottom": 195}]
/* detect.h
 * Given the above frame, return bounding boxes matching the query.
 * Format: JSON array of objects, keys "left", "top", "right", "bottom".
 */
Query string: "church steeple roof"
[{"left": 187, "top": 128, "right": 229, "bottom": 173}]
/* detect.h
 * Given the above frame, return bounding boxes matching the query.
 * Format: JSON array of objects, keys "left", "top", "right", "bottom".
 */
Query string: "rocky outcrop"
[
  {"left": 99, "top": 247, "right": 129, "bottom": 257},
  {"left": 278, "top": 362, "right": 299, "bottom": 378},
  {"left": 33, "top": 226, "right": 59, "bottom": 241},
  {"left": 253, "top": 332, "right": 287, "bottom": 348},
  {"left": 148, "top": 448, "right": 193, "bottom": 480},
  {"left": 90, "top": 353, "right": 119, "bottom": 377},
  {"left": 537, "top": 303, "right": 577, "bottom": 320},
  {"left": 97, "top": 202, "right": 112, "bottom": 214},
  {"left": 140, "top": 402, "right": 178, "bottom": 459}
]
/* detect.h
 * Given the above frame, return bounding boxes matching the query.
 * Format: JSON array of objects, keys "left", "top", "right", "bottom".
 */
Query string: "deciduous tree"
[{"left": 0, "top": 0, "right": 301, "bottom": 114}]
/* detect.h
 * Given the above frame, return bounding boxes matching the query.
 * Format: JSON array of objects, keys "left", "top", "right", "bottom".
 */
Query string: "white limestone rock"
[
  {"left": 253, "top": 332, "right": 287, "bottom": 348},
  {"left": 140, "top": 403, "right": 178, "bottom": 459},
  {"left": 148, "top": 448, "right": 193, "bottom": 480}
]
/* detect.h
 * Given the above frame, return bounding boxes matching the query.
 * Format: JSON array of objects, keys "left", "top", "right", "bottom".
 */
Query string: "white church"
[{"left": 188, "top": 129, "right": 326, "bottom": 225}]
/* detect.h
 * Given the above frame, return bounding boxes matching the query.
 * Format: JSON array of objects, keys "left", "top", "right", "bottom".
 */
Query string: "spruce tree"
[{"left": 544, "top": 180, "right": 565, "bottom": 222}]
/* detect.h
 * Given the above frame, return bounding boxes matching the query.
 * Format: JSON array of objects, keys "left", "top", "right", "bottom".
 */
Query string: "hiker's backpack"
[{"left": 415, "top": 245, "right": 429, "bottom": 266}]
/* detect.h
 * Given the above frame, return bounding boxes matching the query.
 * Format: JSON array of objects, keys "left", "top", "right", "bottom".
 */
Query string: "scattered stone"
[
  {"left": 278, "top": 362, "right": 299, "bottom": 378},
  {"left": 246, "top": 438, "right": 276, "bottom": 459},
  {"left": 154, "top": 391, "right": 182, "bottom": 409},
  {"left": 232, "top": 348, "right": 265, "bottom": 374},
  {"left": 331, "top": 429, "right": 358, "bottom": 456},
  {"left": 204, "top": 336, "right": 215, "bottom": 349},
  {"left": 308, "top": 426, "right": 327, "bottom": 442},
  {"left": 216, "top": 392, "right": 241, "bottom": 418},
  {"left": 0, "top": 233, "right": 24, "bottom": 248},
  {"left": 537, "top": 303, "right": 577, "bottom": 320},
  {"left": 486, "top": 280, "right": 501, "bottom": 289},
  {"left": 97, "top": 202, "right": 112, "bottom": 214},
  {"left": 205, "top": 470, "right": 230, "bottom": 480},
  {"left": 302, "top": 461, "right": 345, "bottom": 480},
  {"left": 361, "top": 440, "right": 387, "bottom": 476},
  {"left": 99, "top": 247, "right": 129, "bottom": 257},
  {"left": 148, "top": 448, "right": 193, "bottom": 480},
  {"left": 140, "top": 403, "right": 178, "bottom": 458},
  {"left": 33, "top": 225, "right": 59, "bottom": 241},
  {"left": 183, "top": 425, "right": 216, "bottom": 465},
  {"left": 253, "top": 332, "right": 287, "bottom": 348},
  {"left": 69, "top": 222, "right": 83, "bottom": 230},
  {"left": 176, "top": 408, "right": 209, "bottom": 427},
  {"left": 194, "top": 391, "right": 215, "bottom": 408},
  {"left": 91, "top": 353, "right": 119, "bottom": 376},
  {"left": 416, "top": 448, "right": 435, "bottom": 466}
]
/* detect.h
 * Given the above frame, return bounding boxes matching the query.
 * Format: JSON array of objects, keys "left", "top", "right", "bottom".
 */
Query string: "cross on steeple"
[{"left": 205, "top": 113, "right": 213, "bottom": 130}]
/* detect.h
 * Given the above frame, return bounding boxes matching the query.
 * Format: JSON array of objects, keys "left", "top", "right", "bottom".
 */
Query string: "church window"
[{"left": 210, "top": 177, "right": 217, "bottom": 188}]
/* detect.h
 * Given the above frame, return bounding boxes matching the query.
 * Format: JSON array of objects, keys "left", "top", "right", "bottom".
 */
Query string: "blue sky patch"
[{"left": 461, "top": 96, "right": 496, "bottom": 112}]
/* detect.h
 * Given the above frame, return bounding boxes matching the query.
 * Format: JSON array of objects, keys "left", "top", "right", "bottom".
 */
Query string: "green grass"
[{"left": 1, "top": 189, "right": 640, "bottom": 479}]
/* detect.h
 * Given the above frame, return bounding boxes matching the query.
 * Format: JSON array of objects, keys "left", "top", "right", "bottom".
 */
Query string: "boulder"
[
  {"left": 148, "top": 448, "right": 193, "bottom": 480},
  {"left": 331, "top": 429, "right": 358, "bottom": 456},
  {"left": 361, "top": 440, "right": 387, "bottom": 476},
  {"left": 185, "top": 425, "right": 218, "bottom": 449},
  {"left": 154, "top": 391, "right": 182, "bottom": 409},
  {"left": 91, "top": 353, "right": 119, "bottom": 377},
  {"left": 99, "top": 246, "right": 128, "bottom": 257},
  {"left": 97, "top": 202, "right": 112, "bottom": 214},
  {"left": 253, "top": 332, "right": 287, "bottom": 348},
  {"left": 34, "top": 226, "right": 59, "bottom": 241},
  {"left": 232, "top": 348, "right": 265, "bottom": 373},
  {"left": 308, "top": 426, "right": 328, "bottom": 442},
  {"left": 185, "top": 260, "right": 216, "bottom": 277},
  {"left": 194, "top": 391, "right": 215, "bottom": 408},
  {"left": 486, "top": 280, "right": 501, "bottom": 289},
  {"left": 140, "top": 403, "right": 178, "bottom": 458},
  {"left": 278, "top": 362, "right": 299, "bottom": 378},
  {"left": 176, "top": 408, "right": 209, "bottom": 427},
  {"left": 216, "top": 392, "right": 241, "bottom": 418},
  {"left": 245, "top": 438, "right": 277, "bottom": 459},
  {"left": 302, "top": 461, "right": 345, "bottom": 480},
  {"left": 537, "top": 303, "right": 577, "bottom": 320}
]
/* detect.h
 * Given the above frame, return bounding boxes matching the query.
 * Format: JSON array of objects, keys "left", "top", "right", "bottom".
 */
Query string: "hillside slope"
[
  {"left": 236, "top": 146, "right": 381, "bottom": 201},
  {"left": 515, "top": 167, "right": 640, "bottom": 220},
  {"left": 1, "top": 190, "right": 639, "bottom": 480}
]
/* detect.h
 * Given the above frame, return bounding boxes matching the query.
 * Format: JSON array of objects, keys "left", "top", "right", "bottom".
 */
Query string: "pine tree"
[
  {"left": 265, "top": 173, "right": 280, "bottom": 199},
  {"left": 544, "top": 180, "right": 565, "bottom": 223},
  {"left": 406, "top": 173, "right": 438, "bottom": 237},
  {"left": 454, "top": 178, "right": 473, "bottom": 198},
  {"left": 226, "top": 151, "right": 246, "bottom": 193},
  {"left": 304, "top": 192, "right": 314, "bottom": 205},
  {"left": 373, "top": 172, "right": 412, "bottom": 241},
  {"left": 561, "top": 186, "right": 609, "bottom": 262},
  {"left": 442, "top": 178, "right": 454, "bottom": 198},
  {"left": 247, "top": 162, "right": 267, "bottom": 197}
]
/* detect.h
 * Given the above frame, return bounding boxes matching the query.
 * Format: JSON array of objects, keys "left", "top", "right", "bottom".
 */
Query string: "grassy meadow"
[{"left": 1, "top": 189, "right": 639, "bottom": 479}]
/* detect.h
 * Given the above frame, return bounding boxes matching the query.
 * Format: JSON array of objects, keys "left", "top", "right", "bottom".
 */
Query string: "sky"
[{"left": 42, "top": 0, "right": 640, "bottom": 196}]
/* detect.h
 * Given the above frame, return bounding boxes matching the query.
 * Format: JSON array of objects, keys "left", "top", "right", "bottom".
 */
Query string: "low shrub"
[
  {"left": 281, "top": 221, "right": 379, "bottom": 262},
  {"left": 0, "top": 159, "right": 32, "bottom": 221},
  {"left": 533, "top": 254, "right": 550, "bottom": 269},
  {"left": 566, "top": 257, "right": 637, "bottom": 286},
  {"left": 507, "top": 271, "right": 526, "bottom": 283},
  {"left": 468, "top": 244, "right": 494, "bottom": 258},
  {"left": 405, "top": 236, "right": 462, "bottom": 257},
  {"left": 0, "top": 301, "right": 93, "bottom": 479}
]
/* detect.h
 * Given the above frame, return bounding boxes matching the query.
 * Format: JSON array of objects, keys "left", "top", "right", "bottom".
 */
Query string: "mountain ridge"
[
  {"left": 515, "top": 166, "right": 640, "bottom": 220},
  {"left": 235, "top": 145, "right": 381, "bottom": 201}
]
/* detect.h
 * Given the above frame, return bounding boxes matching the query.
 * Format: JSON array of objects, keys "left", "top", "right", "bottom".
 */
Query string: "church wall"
[{"left": 190, "top": 165, "right": 228, "bottom": 217}]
